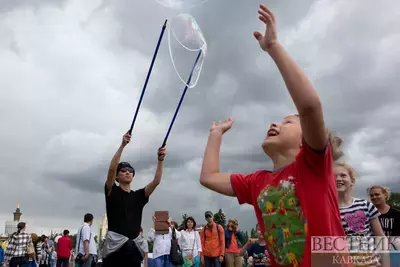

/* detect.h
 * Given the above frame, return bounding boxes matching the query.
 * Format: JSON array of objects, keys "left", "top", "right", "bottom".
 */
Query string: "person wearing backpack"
[{"left": 200, "top": 211, "right": 225, "bottom": 267}]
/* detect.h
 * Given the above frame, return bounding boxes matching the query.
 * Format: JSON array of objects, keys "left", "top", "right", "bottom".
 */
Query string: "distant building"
[
  {"left": 98, "top": 213, "right": 108, "bottom": 241},
  {"left": 4, "top": 203, "right": 22, "bottom": 236},
  {"left": 0, "top": 203, "right": 22, "bottom": 243},
  {"left": 97, "top": 213, "right": 108, "bottom": 260}
]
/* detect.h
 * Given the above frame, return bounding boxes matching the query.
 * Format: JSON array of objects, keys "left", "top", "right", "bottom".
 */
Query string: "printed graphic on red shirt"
[{"left": 256, "top": 176, "right": 306, "bottom": 267}]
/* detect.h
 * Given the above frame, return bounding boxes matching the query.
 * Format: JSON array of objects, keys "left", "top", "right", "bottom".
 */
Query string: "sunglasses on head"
[{"left": 120, "top": 168, "right": 134, "bottom": 173}]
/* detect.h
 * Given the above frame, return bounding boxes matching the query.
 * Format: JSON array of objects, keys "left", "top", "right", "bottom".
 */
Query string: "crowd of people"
[{"left": 1, "top": 3, "right": 400, "bottom": 267}]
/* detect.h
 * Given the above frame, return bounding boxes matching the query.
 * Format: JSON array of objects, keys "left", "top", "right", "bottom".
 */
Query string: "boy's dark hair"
[
  {"left": 184, "top": 217, "right": 197, "bottom": 230},
  {"left": 41, "top": 235, "right": 48, "bottom": 242},
  {"left": 84, "top": 213, "right": 94, "bottom": 223},
  {"left": 63, "top": 229, "right": 70, "bottom": 236}
]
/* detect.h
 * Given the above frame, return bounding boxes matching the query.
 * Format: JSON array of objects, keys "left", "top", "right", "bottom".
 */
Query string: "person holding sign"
[{"left": 103, "top": 131, "right": 167, "bottom": 267}]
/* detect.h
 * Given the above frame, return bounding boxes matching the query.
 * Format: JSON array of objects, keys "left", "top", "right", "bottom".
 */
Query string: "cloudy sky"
[{"left": 1, "top": 0, "right": 400, "bottom": 237}]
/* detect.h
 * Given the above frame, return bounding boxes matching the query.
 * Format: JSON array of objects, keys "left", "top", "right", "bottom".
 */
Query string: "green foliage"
[
  {"left": 388, "top": 192, "right": 400, "bottom": 208},
  {"left": 213, "top": 209, "right": 226, "bottom": 228},
  {"left": 250, "top": 228, "right": 256, "bottom": 238},
  {"left": 243, "top": 231, "right": 249, "bottom": 244}
]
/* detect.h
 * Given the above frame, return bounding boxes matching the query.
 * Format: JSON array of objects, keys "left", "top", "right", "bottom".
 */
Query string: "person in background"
[
  {"left": 75, "top": 213, "right": 94, "bottom": 267},
  {"left": 33, "top": 234, "right": 42, "bottom": 267},
  {"left": 57, "top": 230, "right": 72, "bottom": 267},
  {"left": 368, "top": 185, "right": 400, "bottom": 265},
  {"left": 368, "top": 185, "right": 400, "bottom": 241},
  {"left": 140, "top": 227, "right": 148, "bottom": 267},
  {"left": 5, "top": 222, "right": 32, "bottom": 267},
  {"left": 48, "top": 240, "right": 56, "bottom": 267},
  {"left": 335, "top": 162, "right": 389, "bottom": 267},
  {"left": 68, "top": 250, "right": 74, "bottom": 267},
  {"left": 224, "top": 219, "right": 244, "bottom": 267},
  {"left": 179, "top": 217, "right": 201, "bottom": 267},
  {"left": 0, "top": 243, "right": 4, "bottom": 267},
  {"left": 88, "top": 228, "right": 98, "bottom": 267},
  {"left": 239, "top": 224, "right": 270, "bottom": 267},
  {"left": 148, "top": 216, "right": 181, "bottom": 267},
  {"left": 50, "top": 249, "right": 57, "bottom": 267},
  {"left": 39, "top": 235, "right": 50, "bottom": 267},
  {"left": 200, "top": 211, "right": 225, "bottom": 267}
]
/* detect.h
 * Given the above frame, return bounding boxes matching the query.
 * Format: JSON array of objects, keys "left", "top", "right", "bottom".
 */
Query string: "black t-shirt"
[
  {"left": 105, "top": 183, "right": 149, "bottom": 239},
  {"left": 379, "top": 207, "right": 400, "bottom": 237},
  {"left": 247, "top": 243, "right": 270, "bottom": 267}
]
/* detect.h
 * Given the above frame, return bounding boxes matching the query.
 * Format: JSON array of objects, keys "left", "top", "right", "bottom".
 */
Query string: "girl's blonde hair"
[
  {"left": 367, "top": 185, "right": 391, "bottom": 200},
  {"left": 228, "top": 218, "right": 239, "bottom": 227},
  {"left": 328, "top": 130, "right": 344, "bottom": 161},
  {"left": 292, "top": 115, "right": 344, "bottom": 161},
  {"left": 335, "top": 162, "right": 356, "bottom": 183}
]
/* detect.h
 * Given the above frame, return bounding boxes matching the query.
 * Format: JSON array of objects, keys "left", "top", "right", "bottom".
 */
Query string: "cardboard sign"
[{"left": 154, "top": 211, "right": 170, "bottom": 234}]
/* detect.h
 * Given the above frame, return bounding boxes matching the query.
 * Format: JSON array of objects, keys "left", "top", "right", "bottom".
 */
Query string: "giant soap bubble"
[
  {"left": 155, "top": 0, "right": 208, "bottom": 10},
  {"left": 168, "top": 13, "right": 207, "bottom": 88}
]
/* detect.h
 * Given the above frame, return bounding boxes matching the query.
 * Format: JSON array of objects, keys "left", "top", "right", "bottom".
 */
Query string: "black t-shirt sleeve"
[
  {"left": 104, "top": 182, "right": 117, "bottom": 197},
  {"left": 247, "top": 244, "right": 254, "bottom": 256},
  {"left": 136, "top": 187, "right": 149, "bottom": 206}
]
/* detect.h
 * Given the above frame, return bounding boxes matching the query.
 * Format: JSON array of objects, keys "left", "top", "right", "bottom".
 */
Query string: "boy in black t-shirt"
[
  {"left": 239, "top": 224, "right": 271, "bottom": 267},
  {"left": 103, "top": 131, "right": 166, "bottom": 267}
]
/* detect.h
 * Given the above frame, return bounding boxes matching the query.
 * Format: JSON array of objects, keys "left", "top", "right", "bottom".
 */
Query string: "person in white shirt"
[
  {"left": 75, "top": 214, "right": 93, "bottom": 267},
  {"left": 179, "top": 217, "right": 202, "bottom": 267},
  {"left": 148, "top": 217, "right": 181, "bottom": 267},
  {"left": 140, "top": 227, "right": 148, "bottom": 267},
  {"left": 88, "top": 230, "right": 98, "bottom": 264}
]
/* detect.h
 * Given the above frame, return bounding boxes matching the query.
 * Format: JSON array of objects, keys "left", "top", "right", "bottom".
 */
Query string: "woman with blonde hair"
[
  {"left": 368, "top": 185, "right": 400, "bottom": 266},
  {"left": 367, "top": 185, "right": 400, "bottom": 239},
  {"left": 334, "top": 162, "right": 390, "bottom": 266}
]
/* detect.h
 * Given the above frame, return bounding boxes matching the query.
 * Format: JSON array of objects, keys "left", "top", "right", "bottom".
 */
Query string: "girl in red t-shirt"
[{"left": 199, "top": 3, "right": 351, "bottom": 267}]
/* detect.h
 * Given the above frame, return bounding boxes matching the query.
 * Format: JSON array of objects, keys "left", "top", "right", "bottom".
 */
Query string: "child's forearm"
[
  {"left": 239, "top": 242, "right": 251, "bottom": 256},
  {"left": 267, "top": 42, "right": 321, "bottom": 115},
  {"left": 201, "top": 131, "right": 223, "bottom": 177}
]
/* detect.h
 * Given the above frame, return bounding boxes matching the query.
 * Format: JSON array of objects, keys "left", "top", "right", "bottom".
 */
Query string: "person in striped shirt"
[
  {"left": 4, "top": 222, "right": 32, "bottom": 267},
  {"left": 334, "top": 162, "right": 389, "bottom": 267}
]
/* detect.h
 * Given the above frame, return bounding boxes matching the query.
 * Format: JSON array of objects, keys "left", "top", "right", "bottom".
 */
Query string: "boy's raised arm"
[
  {"left": 255, "top": 4, "right": 326, "bottom": 151},
  {"left": 200, "top": 118, "right": 236, "bottom": 197},
  {"left": 106, "top": 131, "right": 131, "bottom": 194}
]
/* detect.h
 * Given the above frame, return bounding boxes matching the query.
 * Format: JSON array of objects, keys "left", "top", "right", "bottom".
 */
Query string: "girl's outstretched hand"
[
  {"left": 210, "top": 117, "right": 233, "bottom": 135},
  {"left": 254, "top": 4, "right": 278, "bottom": 52}
]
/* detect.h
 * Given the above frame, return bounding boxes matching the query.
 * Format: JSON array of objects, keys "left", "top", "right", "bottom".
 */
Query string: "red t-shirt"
[
  {"left": 231, "top": 141, "right": 347, "bottom": 267},
  {"left": 57, "top": 235, "right": 72, "bottom": 259}
]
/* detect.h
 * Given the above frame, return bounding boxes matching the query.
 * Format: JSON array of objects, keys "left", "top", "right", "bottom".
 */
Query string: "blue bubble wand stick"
[
  {"left": 129, "top": 20, "right": 168, "bottom": 135},
  {"left": 161, "top": 49, "right": 202, "bottom": 147}
]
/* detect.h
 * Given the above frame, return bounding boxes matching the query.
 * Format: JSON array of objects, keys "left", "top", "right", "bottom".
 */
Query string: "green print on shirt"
[{"left": 256, "top": 176, "right": 306, "bottom": 266}]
